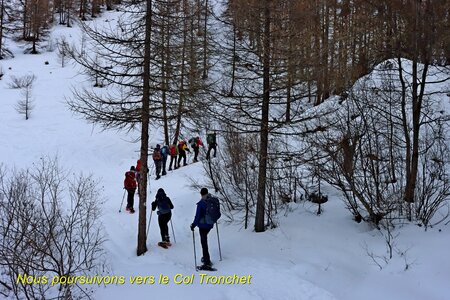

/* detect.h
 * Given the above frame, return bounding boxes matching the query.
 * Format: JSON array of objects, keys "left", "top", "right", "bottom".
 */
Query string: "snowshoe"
[
  {"left": 196, "top": 265, "right": 217, "bottom": 271},
  {"left": 157, "top": 242, "right": 168, "bottom": 249}
]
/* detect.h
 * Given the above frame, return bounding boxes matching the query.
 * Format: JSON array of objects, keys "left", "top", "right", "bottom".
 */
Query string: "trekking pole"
[
  {"left": 119, "top": 189, "right": 126, "bottom": 213},
  {"left": 146, "top": 210, "right": 153, "bottom": 239},
  {"left": 216, "top": 222, "right": 222, "bottom": 261},
  {"left": 147, "top": 168, "right": 152, "bottom": 193},
  {"left": 170, "top": 219, "right": 176, "bottom": 243},
  {"left": 192, "top": 230, "right": 198, "bottom": 270}
]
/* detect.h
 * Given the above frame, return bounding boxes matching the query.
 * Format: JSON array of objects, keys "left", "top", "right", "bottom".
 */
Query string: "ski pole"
[
  {"left": 119, "top": 189, "right": 126, "bottom": 213},
  {"left": 216, "top": 222, "right": 222, "bottom": 261},
  {"left": 170, "top": 219, "right": 176, "bottom": 243},
  {"left": 147, "top": 170, "right": 151, "bottom": 194},
  {"left": 146, "top": 210, "right": 153, "bottom": 239},
  {"left": 192, "top": 230, "right": 198, "bottom": 270}
]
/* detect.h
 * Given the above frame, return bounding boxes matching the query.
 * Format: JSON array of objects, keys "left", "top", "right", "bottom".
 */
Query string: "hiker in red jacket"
[
  {"left": 124, "top": 166, "right": 137, "bottom": 213},
  {"left": 168, "top": 144, "right": 178, "bottom": 171}
]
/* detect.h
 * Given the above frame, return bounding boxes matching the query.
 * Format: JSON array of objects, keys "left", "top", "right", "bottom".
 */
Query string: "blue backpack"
[
  {"left": 204, "top": 196, "right": 221, "bottom": 225},
  {"left": 161, "top": 146, "right": 169, "bottom": 159}
]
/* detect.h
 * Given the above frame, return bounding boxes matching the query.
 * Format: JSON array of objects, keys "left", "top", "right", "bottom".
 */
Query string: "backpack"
[
  {"left": 124, "top": 171, "right": 137, "bottom": 189},
  {"left": 178, "top": 142, "right": 187, "bottom": 152},
  {"left": 136, "top": 159, "right": 141, "bottom": 172},
  {"left": 189, "top": 138, "right": 196, "bottom": 147},
  {"left": 153, "top": 148, "right": 161, "bottom": 160},
  {"left": 207, "top": 133, "right": 216, "bottom": 145},
  {"left": 157, "top": 196, "right": 171, "bottom": 215},
  {"left": 169, "top": 145, "right": 177, "bottom": 156},
  {"left": 204, "top": 196, "right": 221, "bottom": 225},
  {"left": 161, "top": 146, "right": 168, "bottom": 158}
]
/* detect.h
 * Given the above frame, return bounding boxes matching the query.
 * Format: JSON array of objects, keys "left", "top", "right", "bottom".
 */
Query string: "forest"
[
  {"left": 1, "top": 1, "right": 450, "bottom": 299},
  {"left": 1, "top": 0, "right": 449, "bottom": 253}
]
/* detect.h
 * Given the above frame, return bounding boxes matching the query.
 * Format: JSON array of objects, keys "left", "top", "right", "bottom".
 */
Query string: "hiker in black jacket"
[{"left": 151, "top": 188, "right": 174, "bottom": 247}]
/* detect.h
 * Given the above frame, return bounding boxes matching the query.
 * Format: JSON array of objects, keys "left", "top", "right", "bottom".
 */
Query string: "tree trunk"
[
  {"left": 228, "top": 22, "right": 237, "bottom": 97},
  {"left": 0, "top": 0, "right": 4, "bottom": 58},
  {"left": 172, "top": 0, "right": 188, "bottom": 145},
  {"left": 161, "top": 11, "right": 169, "bottom": 145},
  {"left": 137, "top": 0, "right": 152, "bottom": 256},
  {"left": 404, "top": 1, "right": 430, "bottom": 205},
  {"left": 255, "top": 0, "right": 271, "bottom": 233},
  {"left": 201, "top": 0, "right": 208, "bottom": 79}
]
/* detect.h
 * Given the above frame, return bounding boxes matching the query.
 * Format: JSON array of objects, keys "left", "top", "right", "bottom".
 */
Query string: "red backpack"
[
  {"left": 124, "top": 171, "right": 137, "bottom": 189},
  {"left": 169, "top": 145, "right": 177, "bottom": 156}
]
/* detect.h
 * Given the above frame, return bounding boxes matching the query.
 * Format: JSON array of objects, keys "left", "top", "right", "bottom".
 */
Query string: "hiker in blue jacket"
[{"left": 190, "top": 188, "right": 214, "bottom": 267}]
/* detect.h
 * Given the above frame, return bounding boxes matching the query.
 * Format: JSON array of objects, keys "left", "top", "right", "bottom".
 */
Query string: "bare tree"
[
  {"left": 10, "top": 74, "right": 36, "bottom": 120},
  {"left": 0, "top": 157, "right": 108, "bottom": 299},
  {"left": 57, "top": 36, "right": 69, "bottom": 67},
  {"left": 301, "top": 60, "right": 450, "bottom": 228}
]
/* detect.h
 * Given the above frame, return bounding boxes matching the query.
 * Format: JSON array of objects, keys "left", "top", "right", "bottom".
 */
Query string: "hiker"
[
  {"left": 153, "top": 144, "right": 163, "bottom": 180},
  {"left": 161, "top": 145, "right": 169, "bottom": 176},
  {"left": 206, "top": 131, "right": 217, "bottom": 160},
  {"left": 177, "top": 140, "right": 189, "bottom": 167},
  {"left": 189, "top": 136, "right": 203, "bottom": 163},
  {"left": 168, "top": 144, "right": 178, "bottom": 171},
  {"left": 136, "top": 159, "right": 141, "bottom": 190},
  {"left": 190, "top": 187, "right": 218, "bottom": 269},
  {"left": 123, "top": 166, "right": 137, "bottom": 213},
  {"left": 152, "top": 188, "right": 174, "bottom": 248}
]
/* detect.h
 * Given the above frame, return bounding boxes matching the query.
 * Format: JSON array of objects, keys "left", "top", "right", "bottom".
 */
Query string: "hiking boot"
[
  {"left": 201, "top": 257, "right": 212, "bottom": 266},
  {"left": 168, "top": 167, "right": 172, "bottom": 171},
  {"left": 129, "top": 208, "right": 135, "bottom": 214},
  {"left": 156, "top": 175, "right": 161, "bottom": 180},
  {"left": 162, "top": 171, "right": 167, "bottom": 176}
]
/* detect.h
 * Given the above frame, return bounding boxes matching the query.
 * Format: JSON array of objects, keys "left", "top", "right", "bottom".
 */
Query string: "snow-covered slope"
[{"left": 1, "top": 16, "right": 449, "bottom": 300}]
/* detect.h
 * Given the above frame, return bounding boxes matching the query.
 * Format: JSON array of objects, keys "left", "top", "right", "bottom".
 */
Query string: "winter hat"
[
  {"left": 156, "top": 144, "right": 161, "bottom": 148},
  {"left": 130, "top": 166, "right": 136, "bottom": 171},
  {"left": 200, "top": 188, "right": 208, "bottom": 196}
]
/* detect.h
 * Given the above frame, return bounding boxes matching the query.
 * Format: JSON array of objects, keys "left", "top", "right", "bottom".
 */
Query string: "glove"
[{"left": 190, "top": 224, "right": 195, "bottom": 231}]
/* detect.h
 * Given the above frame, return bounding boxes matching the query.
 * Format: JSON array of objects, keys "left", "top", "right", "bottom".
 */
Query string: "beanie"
[{"left": 200, "top": 188, "right": 208, "bottom": 196}]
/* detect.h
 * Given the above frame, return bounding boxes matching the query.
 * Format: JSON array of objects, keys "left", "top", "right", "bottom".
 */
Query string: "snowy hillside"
[{"left": 1, "top": 16, "right": 450, "bottom": 300}]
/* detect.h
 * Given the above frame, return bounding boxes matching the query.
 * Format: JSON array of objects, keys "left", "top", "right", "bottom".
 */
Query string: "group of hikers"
[
  {"left": 150, "top": 132, "right": 217, "bottom": 180},
  {"left": 122, "top": 132, "right": 221, "bottom": 270},
  {"left": 149, "top": 187, "right": 221, "bottom": 270}
]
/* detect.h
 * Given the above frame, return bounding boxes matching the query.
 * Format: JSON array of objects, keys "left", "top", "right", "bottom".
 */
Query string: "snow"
[{"left": 1, "top": 16, "right": 450, "bottom": 300}]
